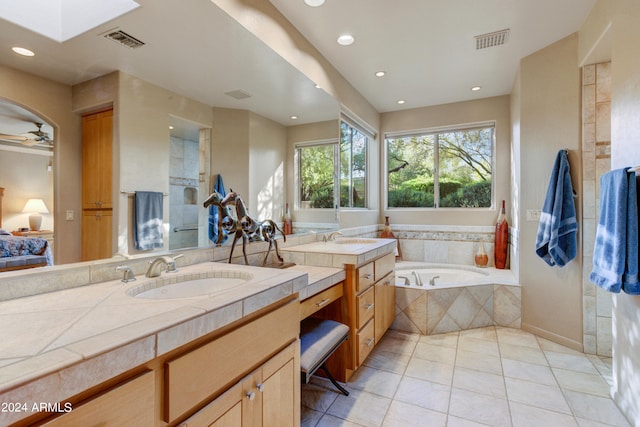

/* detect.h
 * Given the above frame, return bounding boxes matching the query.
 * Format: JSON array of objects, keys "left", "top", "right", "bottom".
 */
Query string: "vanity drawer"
[
  {"left": 356, "top": 262, "right": 375, "bottom": 293},
  {"left": 375, "top": 253, "right": 395, "bottom": 281},
  {"left": 164, "top": 298, "right": 298, "bottom": 423},
  {"left": 356, "top": 286, "right": 375, "bottom": 330},
  {"left": 299, "top": 282, "right": 344, "bottom": 320},
  {"left": 356, "top": 319, "right": 375, "bottom": 366}
]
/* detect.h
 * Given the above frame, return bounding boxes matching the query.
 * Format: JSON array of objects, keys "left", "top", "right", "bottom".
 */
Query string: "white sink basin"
[{"left": 128, "top": 272, "right": 253, "bottom": 299}]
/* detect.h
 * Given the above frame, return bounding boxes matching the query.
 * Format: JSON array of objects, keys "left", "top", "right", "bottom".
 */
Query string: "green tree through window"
[{"left": 386, "top": 125, "right": 493, "bottom": 208}]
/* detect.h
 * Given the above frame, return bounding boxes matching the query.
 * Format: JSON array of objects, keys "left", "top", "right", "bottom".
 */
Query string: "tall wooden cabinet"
[{"left": 81, "top": 109, "right": 113, "bottom": 260}]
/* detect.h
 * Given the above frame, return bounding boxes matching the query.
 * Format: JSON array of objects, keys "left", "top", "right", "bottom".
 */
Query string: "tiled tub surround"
[
  {"left": 392, "top": 262, "right": 520, "bottom": 335},
  {"left": 0, "top": 260, "right": 345, "bottom": 426}
]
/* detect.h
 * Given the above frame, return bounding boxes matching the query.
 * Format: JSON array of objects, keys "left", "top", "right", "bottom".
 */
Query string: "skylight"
[{"left": 0, "top": 0, "right": 140, "bottom": 42}]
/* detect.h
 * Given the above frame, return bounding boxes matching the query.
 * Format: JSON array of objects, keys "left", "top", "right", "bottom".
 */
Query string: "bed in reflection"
[{"left": 0, "top": 187, "right": 53, "bottom": 272}]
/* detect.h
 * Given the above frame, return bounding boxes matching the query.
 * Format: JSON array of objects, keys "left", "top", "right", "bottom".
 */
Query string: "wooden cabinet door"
[
  {"left": 259, "top": 342, "right": 298, "bottom": 427},
  {"left": 375, "top": 272, "right": 395, "bottom": 343},
  {"left": 81, "top": 209, "right": 112, "bottom": 261},
  {"left": 82, "top": 109, "right": 113, "bottom": 210}
]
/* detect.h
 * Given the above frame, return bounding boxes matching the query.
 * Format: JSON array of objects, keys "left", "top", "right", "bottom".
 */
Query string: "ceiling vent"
[
  {"left": 224, "top": 90, "right": 252, "bottom": 100},
  {"left": 103, "top": 29, "right": 145, "bottom": 49},
  {"left": 475, "top": 29, "right": 510, "bottom": 50}
]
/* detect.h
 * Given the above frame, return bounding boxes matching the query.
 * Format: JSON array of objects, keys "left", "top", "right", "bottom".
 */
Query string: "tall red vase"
[{"left": 494, "top": 200, "right": 508, "bottom": 269}]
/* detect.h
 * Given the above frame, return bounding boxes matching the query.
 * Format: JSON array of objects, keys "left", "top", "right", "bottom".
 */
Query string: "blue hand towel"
[
  {"left": 134, "top": 191, "right": 164, "bottom": 250},
  {"left": 208, "top": 174, "right": 228, "bottom": 245},
  {"left": 589, "top": 168, "right": 640, "bottom": 294},
  {"left": 535, "top": 150, "right": 578, "bottom": 267}
]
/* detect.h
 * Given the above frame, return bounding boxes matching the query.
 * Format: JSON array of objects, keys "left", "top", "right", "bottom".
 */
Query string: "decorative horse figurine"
[
  {"left": 203, "top": 190, "right": 249, "bottom": 265},
  {"left": 221, "top": 190, "right": 287, "bottom": 266}
]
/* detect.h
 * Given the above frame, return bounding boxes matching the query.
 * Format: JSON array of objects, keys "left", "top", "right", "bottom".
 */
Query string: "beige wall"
[
  {"left": 380, "top": 95, "right": 511, "bottom": 226},
  {"left": 514, "top": 34, "right": 583, "bottom": 349},
  {"left": 1, "top": 64, "right": 81, "bottom": 264}
]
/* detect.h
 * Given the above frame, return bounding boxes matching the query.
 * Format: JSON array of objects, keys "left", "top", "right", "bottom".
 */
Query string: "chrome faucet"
[
  {"left": 429, "top": 275, "right": 440, "bottom": 286},
  {"left": 397, "top": 275, "right": 411, "bottom": 286},
  {"left": 412, "top": 271, "right": 423, "bottom": 286},
  {"left": 323, "top": 231, "right": 343, "bottom": 242},
  {"left": 145, "top": 254, "right": 184, "bottom": 278},
  {"left": 115, "top": 265, "right": 136, "bottom": 283}
]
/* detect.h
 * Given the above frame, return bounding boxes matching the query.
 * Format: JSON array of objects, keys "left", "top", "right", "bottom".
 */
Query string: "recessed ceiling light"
[
  {"left": 315, "top": 84, "right": 321, "bottom": 89},
  {"left": 290, "top": 115, "right": 298, "bottom": 120},
  {"left": 169, "top": 125, "right": 174, "bottom": 130},
  {"left": 471, "top": 86, "right": 482, "bottom": 91},
  {"left": 375, "top": 71, "right": 386, "bottom": 77},
  {"left": 12, "top": 47, "right": 34, "bottom": 57},
  {"left": 337, "top": 34, "right": 355, "bottom": 46},
  {"left": 397, "top": 100, "right": 406, "bottom": 105},
  {"left": 304, "top": 0, "right": 325, "bottom": 6}
]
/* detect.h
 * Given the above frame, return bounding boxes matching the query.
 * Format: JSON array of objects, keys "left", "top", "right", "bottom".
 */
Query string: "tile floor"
[{"left": 301, "top": 327, "right": 631, "bottom": 427}]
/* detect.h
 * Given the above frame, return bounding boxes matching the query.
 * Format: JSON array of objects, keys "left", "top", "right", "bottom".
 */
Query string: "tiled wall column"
[{"left": 582, "top": 62, "right": 612, "bottom": 356}]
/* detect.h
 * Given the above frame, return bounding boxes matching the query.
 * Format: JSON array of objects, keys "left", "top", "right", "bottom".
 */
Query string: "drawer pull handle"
[
  {"left": 257, "top": 383, "right": 264, "bottom": 392},
  {"left": 365, "top": 303, "right": 374, "bottom": 310},
  {"left": 246, "top": 391, "right": 256, "bottom": 401},
  {"left": 316, "top": 298, "right": 331, "bottom": 308},
  {"left": 362, "top": 273, "right": 373, "bottom": 280},
  {"left": 366, "top": 338, "right": 374, "bottom": 347}
]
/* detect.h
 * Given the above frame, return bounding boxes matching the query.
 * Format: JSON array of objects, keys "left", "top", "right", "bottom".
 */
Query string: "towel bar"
[{"left": 120, "top": 190, "right": 168, "bottom": 196}]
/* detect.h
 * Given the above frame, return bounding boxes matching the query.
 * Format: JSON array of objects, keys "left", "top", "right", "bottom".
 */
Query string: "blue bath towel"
[
  {"left": 134, "top": 191, "right": 164, "bottom": 250},
  {"left": 535, "top": 150, "right": 578, "bottom": 267},
  {"left": 589, "top": 168, "right": 640, "bottom": 294},
  {"left": 208, "top": 174, "right": 228, "bottom": 245}
]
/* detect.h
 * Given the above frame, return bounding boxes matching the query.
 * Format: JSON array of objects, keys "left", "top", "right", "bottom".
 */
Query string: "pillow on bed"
[{"left": 0, "top": 229, "right": 10, "bottom": 235}]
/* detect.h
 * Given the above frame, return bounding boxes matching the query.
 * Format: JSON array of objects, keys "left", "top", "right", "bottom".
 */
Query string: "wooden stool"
[{"left": 300, "top": 317, "right": 350, "bottom": 396}]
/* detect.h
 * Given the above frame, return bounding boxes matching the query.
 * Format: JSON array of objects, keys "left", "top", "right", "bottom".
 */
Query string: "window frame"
[{"left": 384, "top": 121, "right": 496, "bottom": 210}]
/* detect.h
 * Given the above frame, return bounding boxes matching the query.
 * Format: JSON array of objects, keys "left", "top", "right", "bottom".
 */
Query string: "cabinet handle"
[
  {"left": 256, "top": 383, "right": 264, "bottom": 392},
  {"left": 246, "top": 391, "right": 256, "bottom": 401},
  {"left": 316, "top": 298, "right": 331, "bottom": 308},
  {"left": 366, "top": 338, "right": 374, "bottom": 347},
  {"left": 362, "top": 273, "right": 373, "bottom": 280},
  {"left": 95, "top": 201, "right": 102, "bottom": 207},
  {"left": 365, "top": 303, "right": 374, "bottom": 310}
]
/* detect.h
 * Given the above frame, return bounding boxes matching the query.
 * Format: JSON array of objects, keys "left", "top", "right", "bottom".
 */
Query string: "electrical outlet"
[
  {"left": 526, "top": 209, "right": 542, "bottom": 222},
  {"left": 66, "top": 210, "right": 74, "bottom": 221}
]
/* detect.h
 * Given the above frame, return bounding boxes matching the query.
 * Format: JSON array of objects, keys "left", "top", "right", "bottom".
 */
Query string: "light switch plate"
[
  {"left": 66, "top": 210, "right": 74, "bottom": 220},
  {"left": 526, "top": 209, "right": 541, "bottom": 221}
]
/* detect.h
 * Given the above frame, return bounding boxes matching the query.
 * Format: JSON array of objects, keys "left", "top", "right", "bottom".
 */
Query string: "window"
[
  {"left": 297, "top": 119, "right": 370, "bottom": 209},
  {"left": 386, "top": 124, "right": 493, "bottom": 208}
]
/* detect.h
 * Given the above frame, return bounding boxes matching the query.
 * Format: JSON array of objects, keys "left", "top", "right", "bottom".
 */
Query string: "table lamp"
[{"left": 22, "top": 199, "right": 49, "bottom": 231}]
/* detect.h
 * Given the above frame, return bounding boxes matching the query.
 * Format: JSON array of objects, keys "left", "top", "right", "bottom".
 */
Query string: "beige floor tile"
[
  {"left": 509, "top": 401, "right": 578, "bottom": 427},
  {"left": 564, "top": 390, "right": 631, "bottom": 426},
  {"left": 537, "top": 336, "right": 583, "bottom": 355},
  {"left": 301, "top": 380, "right": 340, "bottom": 412},
  {"left": 448, "top": 387, "right": 511, "bottom": 427},
  {"left": 301, "top": 406, "right": 325, "bottom": 427},
  {"left": 446, "top": 415, "right": 493, "bottom": 427},
  {"left": 496, "top": 327, "right": 540, "bottom": 349},
  {"left": 455, "top": 349, "right": 503, "bottom": 375},
  {"left": 505, "top": 377, "right": 572, "bottom": 414},
  {"left": 552, "top": 368, "right": 611, "bottom": 397},
  {"left": 459, "top": 326, "right": 498, "bottom": 342},
  {"left": 544, "top": 350, "right": 599, "bottom": 374},
  {"left": 453, "top": 366, "right": 506, "bottom": 398},
  {"left": 381, "top": 400, "right": 447, "bottom": 427},
  {"left": 347, "top": 366, "right": 402, "bottom": 398},
  {"left": 316, "top": 413, "right": 368, "bottom": 427},
  {"left": 499, "top": 342, "right": 548, "bottom": 365},
  {"left": 458, "top": 336, "right": 500, "bottom": 357},
  {"left": 501, "top": 358, "right": 556, "bottom": 386},
  {"left": 418, "top": 331, "right": 459, "bottom": 348},
  {"left": 393, "top": 376, "right": 451, "bottom": 413},
  {"left": 362, "top": 347, "right": 411, "bottom": 375},
  {"left": 326, "top": 389, "right": 391, "bottom": 427},
  {"left": 405, "top": 357, "right": 454, "bottom": 385},
  {"left": 375, "top": 335, "right": 418, "bottom": 357},
  {"left": 412, "top": 341, "right": 457, "bottom": 365}
]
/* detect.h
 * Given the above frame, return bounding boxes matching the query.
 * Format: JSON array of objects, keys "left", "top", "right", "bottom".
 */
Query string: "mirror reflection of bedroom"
[{"left": 0, "top": 99, "right": 55, "bottom": 271}]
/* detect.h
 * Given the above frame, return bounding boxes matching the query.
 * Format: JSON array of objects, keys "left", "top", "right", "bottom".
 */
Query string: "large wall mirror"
[{"left": 0, "top": 0, "right": 338, "bottom": 265}]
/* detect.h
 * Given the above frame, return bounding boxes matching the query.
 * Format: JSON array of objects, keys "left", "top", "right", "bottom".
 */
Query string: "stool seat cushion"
[{"left": 300, "top": 318, "right": 349, "bottom": 375}]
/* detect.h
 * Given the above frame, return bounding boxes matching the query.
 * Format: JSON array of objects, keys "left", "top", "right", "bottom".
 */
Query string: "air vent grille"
[
  {"left": 104, "top": 29, "right": 145, "bottom": 49},
  {"left": 224, "top": 90, "right": 252, "bottom": 100},
  {"left": 475, "top": 29, "right": 510, "bottom": 50}
]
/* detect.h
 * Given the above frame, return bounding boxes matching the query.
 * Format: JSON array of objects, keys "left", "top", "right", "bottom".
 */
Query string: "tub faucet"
[
  {"left": 412, "top": 271, "right": 423, "bottom": 286},
  {"left": 323, "top": 231, "right": 343, "bottom": 242},
  {"left": 397, "top": 275, "right": 411, "bottom": 286},
  {"left": 145, "top": 254, "right": 184, "bottom": 278},
  {"left": 429, "top": 275, "right": 440, "bottom": 286}
]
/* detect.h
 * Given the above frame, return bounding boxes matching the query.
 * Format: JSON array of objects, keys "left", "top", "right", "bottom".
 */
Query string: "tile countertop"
[
  {"left": 0, "top": 261, "right": 344, "bottom": 424},
  {"left": 281, "top": 237, "right": 397, "bottom": 268}
]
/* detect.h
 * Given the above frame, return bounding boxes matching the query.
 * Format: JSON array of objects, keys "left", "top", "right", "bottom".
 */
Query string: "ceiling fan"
[{"left": 0, "top": 122, "right": 52, "bottom": 146}]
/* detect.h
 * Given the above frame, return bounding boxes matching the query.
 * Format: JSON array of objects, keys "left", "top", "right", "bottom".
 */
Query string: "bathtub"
[{"left": 391, "top": 262, "right": 520, "bottom": 335}]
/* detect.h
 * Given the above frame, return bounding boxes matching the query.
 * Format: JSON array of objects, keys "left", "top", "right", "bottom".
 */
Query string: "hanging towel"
[
  {"left": 535, "top": 150, "right": 578, "bottom": 267},
  {"left": 208, "top": 174, "right": 228, "bottom": 245},
  {"left": 589, "top": 168, "right": 640, "bottom": 294},
  {"left": 134, "top": 191, "right": 164, "bottom": 250}
]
